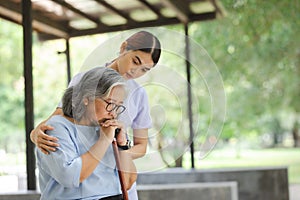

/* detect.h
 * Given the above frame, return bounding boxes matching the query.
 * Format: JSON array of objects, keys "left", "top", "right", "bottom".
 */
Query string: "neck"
[
  {"left": 63, "top": 115, "right": 75, "bottom": 123},
  {"left": 107, "top": 59, "right": 119, "bottom": 72},
  {"left": 63, "top": 115, "right": 95, "bottom": 126}
]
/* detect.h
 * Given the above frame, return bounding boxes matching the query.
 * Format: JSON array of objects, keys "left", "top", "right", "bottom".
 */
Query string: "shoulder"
[
  {"left": 126, "top": 80, "right": 149, "bottom": 106},
  {"left": 71, "top": 66, "right": 105, "bottom": 83},
  {"left": 45, "top": 115, "right": 75, "bottom": 136},
  {"left": 126, "top": 80, "right": 147, "bottom": 95},
  {"left": 46, "top": 115, "right": 70, "bottom": 125}
]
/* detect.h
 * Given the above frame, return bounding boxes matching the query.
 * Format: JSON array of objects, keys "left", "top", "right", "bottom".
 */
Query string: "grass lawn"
[
  {"left": 135, "top": 147, "right": 300, "bottom": 184},
  {"left": 184, "top": 147, "right": 300, "bottom": 183}
]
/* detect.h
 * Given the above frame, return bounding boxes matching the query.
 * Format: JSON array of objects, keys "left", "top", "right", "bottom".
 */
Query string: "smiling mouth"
[{"left": 126, "top": 73, "right": 133, "bottom": 79}]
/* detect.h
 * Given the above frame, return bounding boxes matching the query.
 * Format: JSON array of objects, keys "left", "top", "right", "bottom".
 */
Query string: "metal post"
[
  {"left": 58, "top": 39, "right": 71, "bottom": 85},
  {"left": 66, "top": 39, "right": 71, "bottom": 84},
  {"left": 184, "top": 23, "right": 195, "bottom": 168},
  {"left": 22, "top": 0, "right": 36, "bottom": 190}
]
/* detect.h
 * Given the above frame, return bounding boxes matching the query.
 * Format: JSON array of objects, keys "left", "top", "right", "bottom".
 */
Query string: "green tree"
[
  {"left": 190, "top": 0, "right": 299, "bottom": 146},
  {"left": 0, "top": 19, "right": 24, "bottom": 152}
]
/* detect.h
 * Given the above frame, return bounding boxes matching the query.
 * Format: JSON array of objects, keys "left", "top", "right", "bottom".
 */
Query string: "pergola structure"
[{"left": 0, "top": 0, "right": 225, "bottom": 191}]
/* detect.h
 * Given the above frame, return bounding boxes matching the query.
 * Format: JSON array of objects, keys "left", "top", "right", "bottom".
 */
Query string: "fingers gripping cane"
[{"left": 113, "top": 128, "right": 129, "bottom": 200}]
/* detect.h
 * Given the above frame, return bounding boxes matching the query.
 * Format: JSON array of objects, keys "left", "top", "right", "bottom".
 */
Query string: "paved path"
[
  {"left": 290, "top": 184, "right": 300, "bottom": 200},
  {"left": 1, "top": 175, "right": 300, "bottom": 199}
]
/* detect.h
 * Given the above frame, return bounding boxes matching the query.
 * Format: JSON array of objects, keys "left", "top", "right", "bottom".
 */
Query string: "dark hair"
[
  {"left": 125, "top": 31, "right": 161, "bottom": 67},
  {"left": 62, "top": 67, "right": 126, "bottom": 120}
]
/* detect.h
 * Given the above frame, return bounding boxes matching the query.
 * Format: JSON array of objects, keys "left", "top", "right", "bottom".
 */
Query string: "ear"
[
  {"left": 120, "top": 41, "right": 128, "bottom": 54},
  {"left": 83, "top": 98, "right": 89, "bottom": 106}
]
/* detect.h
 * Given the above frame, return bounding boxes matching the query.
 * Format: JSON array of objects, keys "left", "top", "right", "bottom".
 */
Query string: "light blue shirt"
[{"left": 36, "top": 115, "right": 121, "bottom": 200}]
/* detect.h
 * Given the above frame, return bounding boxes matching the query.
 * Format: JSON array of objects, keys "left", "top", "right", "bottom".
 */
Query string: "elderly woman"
[{"left": 36, "top": 67, "right": 136, "bottom": 200}]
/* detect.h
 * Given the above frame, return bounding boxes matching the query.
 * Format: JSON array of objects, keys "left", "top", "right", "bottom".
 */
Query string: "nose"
[
  {"left": 130, "top": 67, "right": 137, "bottom": 74},
  {"left": 108, "top": 109, "right": 118, "bottom": 118}
]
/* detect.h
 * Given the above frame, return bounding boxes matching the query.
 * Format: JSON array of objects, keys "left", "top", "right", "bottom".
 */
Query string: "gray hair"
[{"left": 62, "top": 67, "right": 126, "bottom": 121}]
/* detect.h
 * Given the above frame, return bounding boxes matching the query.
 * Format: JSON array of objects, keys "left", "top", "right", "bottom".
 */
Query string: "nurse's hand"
[{"left": 30, "top": 123, "right": 59, "bottom": 154}]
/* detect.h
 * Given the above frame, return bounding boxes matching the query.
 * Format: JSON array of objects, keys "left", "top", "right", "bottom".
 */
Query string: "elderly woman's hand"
[{"left": 99, "top": 119, "right": 127, "bottom": 146}]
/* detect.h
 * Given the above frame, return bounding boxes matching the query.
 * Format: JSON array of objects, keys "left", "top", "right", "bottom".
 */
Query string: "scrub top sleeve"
[{"left": 131, "top": 89, "right": 152, "bottom": 129}]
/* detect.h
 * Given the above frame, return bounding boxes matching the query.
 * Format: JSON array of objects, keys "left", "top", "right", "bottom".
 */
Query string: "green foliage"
[
  {"left": 0, "top": 19, "right": 67, "bottom": 153},
  {"left": 136, "top": 0, "right": 300, "bottom": 167},
  {"left": 190, "top": 0, "right": 300, "bottom": 143},
  {"left": 0, "top": 19, "right": 24, "bottom": 152},
  {"left": 32, "top": 37, "right": 67, "bottom": 124}
]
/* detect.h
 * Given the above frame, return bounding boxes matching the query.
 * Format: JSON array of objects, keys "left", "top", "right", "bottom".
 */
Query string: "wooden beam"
[
  {"left": 160, "top": 0, "right": 189, "bottom": 24},
  {"left": 70, "top": 17, "right": 180, "bottom": 37},
  {"left": 51, "top": 0, "right": 103, "bottom": 26},
  {"left": 0, "top": 3, "right": 22, "bottom": 24},
  {"left": 69, "top": 11, "right": 215, "bottom": 38},
  {"left": 94, "top": 0, "right": 135, "bottom": 24},
  {"left": 37, "top": 33, "right": 61, "bottom": 41},
  {"left": 0, "top": 0, "right": 70, "bottom": 38},
  {"left": 137, "top": 0, "right": 163, "bottom": 18},
  {"left": 189, "top": 11, "right": 216, "bottom": 22},
  {"left": 211, "top": 0, "right": 226, "bottom": 17}
]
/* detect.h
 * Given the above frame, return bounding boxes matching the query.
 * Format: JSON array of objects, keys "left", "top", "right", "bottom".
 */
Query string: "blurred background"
[{"left": 0, "top": 0, "right": 299, "bottom": 194}]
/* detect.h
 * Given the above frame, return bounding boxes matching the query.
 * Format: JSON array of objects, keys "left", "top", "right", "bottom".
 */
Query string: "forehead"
[
  {"left": 132, "top": 50, "right": 154, "bottom": 67},
  {"left": 107, "top": 85, "right": 126, "bottom": 100}
]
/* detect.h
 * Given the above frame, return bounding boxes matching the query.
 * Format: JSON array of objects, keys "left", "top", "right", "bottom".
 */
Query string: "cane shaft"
[{"left": 112, "top": 140, "right": 129, "bottom": 200}]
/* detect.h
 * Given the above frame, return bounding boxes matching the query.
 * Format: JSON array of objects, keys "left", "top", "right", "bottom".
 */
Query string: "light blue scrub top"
[{"left": 36, "top": 115, "right": 121, "bottom": 200}]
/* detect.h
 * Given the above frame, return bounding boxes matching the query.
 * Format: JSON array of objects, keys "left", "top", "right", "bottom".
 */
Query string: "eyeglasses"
[{"left": 100, "top": 98, "right": 126, "bottom": 115}]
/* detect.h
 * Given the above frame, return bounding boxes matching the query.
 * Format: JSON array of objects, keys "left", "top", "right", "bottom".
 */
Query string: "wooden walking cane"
[{"left": 112, "top": 128, "right": 129, "bottom": 200}]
